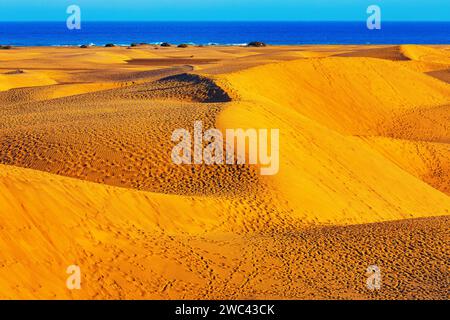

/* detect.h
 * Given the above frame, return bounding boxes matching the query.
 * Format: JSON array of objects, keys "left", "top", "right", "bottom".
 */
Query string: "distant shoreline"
[
  {"left": 1, "top": 21, "right": 449, "bottom": 47},
  {"left": 2, "top": 43, "right": 450, "bottom": 48}
]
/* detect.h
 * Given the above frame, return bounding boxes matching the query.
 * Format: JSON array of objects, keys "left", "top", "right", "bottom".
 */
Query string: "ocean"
[{"left": 0, "top": 21, "right": 449, "bottom": 46}]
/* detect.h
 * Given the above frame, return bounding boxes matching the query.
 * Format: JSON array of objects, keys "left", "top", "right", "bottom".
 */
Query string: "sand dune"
[
  {"left": 363, "top": 137, "right": 450, "bottom": 195},
  {"left": 217, "top": 57, "right": 450, "bottom": 136},
  {"left": 333, "top": 45, "right": 410, "bottom": 61},
  {"left": 0, "top": 165, "right": 447, "bottom": 299},
  {"left": 426, "top": 69, "right": 450, "bottom": 83},
  {"left": 216, "top": 55, "right": 449, "bottom": 224},
  {"left": 0, "top": 45, "right": 448, "bottom": 299},
  {"left": 0, "top": 70, "right": 57, "bottom": 91},
  {"left": 0, "top": 82, "right": 126, "bottom": 104},
  {"left": 400, "top": 45, "right": 450, "bottom": 64},
  {"left": 396, "top": 45, "right": 450, "bottom": 84}
]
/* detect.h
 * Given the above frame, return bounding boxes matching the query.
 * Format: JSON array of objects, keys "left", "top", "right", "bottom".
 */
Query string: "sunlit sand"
[{"left": 0, "top": 44, "right": 449, "bottom": 299}]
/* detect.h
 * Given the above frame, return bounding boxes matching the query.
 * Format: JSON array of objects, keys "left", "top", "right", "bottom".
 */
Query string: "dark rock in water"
[
  {"left": 105, "top": 43, "right": 116, "bottom": 47},
  {"left": 0, "top": 45, "right": 12, "bottom": 49},
  {"left": 5, "top": 69, "right": 24, "bottom": 74},
  {"left": 130, "top": 43, "right": 149, "bottom": 47},
  {"left": 177, "top": 44, "right": 189, "bottom": 48},
  {"left": 247, "top": 41, "right": 267, "bottom": 47},
  {"left": 80, "top": 44, "right": 89, "bottom": 48},
  {"left": 160, "top": 42, "right": 171, "bottom": 47}
]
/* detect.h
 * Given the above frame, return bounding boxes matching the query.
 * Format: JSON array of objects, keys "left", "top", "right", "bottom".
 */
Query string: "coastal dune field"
[{"left": 0, "top": 44, "right": 449, "bottom": 299}]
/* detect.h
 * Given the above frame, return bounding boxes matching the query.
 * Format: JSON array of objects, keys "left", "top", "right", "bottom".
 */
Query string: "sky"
[{"left": 0, "top": 0, "right": 449, "bottom": 21}]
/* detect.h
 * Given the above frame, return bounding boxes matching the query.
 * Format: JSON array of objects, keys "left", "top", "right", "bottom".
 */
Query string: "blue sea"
[{"left": 0, "top": 21, "right": 449, "bottom": 46}]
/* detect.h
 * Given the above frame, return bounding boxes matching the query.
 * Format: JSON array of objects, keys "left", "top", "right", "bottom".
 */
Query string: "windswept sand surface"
[{"left": 0, "top": 44, "right": 449, "bottom": 299}]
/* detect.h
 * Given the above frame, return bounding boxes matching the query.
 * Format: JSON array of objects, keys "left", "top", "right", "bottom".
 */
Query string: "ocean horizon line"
[
  {"left": 1, "top": 20, "right": 449, "bottom": 23},
  {"left": 1, "top": 21, "right": 449, "bottom": 46}
]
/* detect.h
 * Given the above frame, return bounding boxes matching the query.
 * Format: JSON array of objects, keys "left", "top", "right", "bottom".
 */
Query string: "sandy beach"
[{"left": 0, "top": 44, "right": 449, "bottom": 299}]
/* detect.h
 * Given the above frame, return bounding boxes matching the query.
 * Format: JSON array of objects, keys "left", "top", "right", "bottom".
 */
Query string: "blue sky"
[{"left": 1, "top": 0, "right": 449, "bottom": 21}]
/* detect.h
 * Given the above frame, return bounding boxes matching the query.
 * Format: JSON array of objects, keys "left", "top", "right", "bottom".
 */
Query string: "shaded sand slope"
[
  {"left": 0, "top": 165, "right": 448, "bottom": 299},
  {"left": 333, "top": 45, "right": 410, "bottom": 61}
]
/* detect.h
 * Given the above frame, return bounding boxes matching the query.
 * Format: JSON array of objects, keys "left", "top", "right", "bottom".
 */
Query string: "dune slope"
[
  {"left": 0, "top": 164, "right": 448, "bottom": 299},
  {"left": 216, "top": 57, "right": 450, "bottom": 224},
  {"left": 0, "top": 45, "right": 449, "bottom": 299}
]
